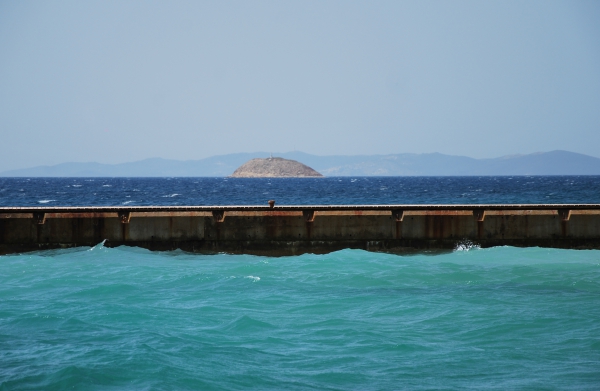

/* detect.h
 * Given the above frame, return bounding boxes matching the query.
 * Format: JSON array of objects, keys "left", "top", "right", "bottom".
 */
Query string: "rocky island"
[{"left": 230, "top": 157, "right": 323, "bottom": 178}]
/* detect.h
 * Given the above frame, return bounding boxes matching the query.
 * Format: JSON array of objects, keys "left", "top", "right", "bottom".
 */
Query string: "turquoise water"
[{"left": 2, "top": 245, "right": 600, "bottom": 390}]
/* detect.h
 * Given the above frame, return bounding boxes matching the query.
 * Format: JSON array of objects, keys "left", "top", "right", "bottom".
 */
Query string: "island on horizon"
[{"left": 230, "top": 157, "right": 323, "bottom": 178}]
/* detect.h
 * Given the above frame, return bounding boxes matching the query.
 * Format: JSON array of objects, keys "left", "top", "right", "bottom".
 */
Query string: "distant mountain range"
[{"left": 2, "top": 150, "right": 600, "bottom": 177}]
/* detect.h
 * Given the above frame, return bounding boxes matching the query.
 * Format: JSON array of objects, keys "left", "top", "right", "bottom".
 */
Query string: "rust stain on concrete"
[{"left": 1, "top": 205, "right": 600, "bottom": 255}]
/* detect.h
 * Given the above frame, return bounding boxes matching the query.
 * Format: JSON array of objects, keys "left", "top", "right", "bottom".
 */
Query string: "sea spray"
[
  {"left": 454, "top": 239, "right": 481, "bottom": 251},
  {"left": 88, "top": 239, "right": 107, "bottom": 251}
]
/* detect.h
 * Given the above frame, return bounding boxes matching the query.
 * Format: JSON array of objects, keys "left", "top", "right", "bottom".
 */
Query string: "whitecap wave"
[
  {"left": 245, "top": 275, "right": 260, "bottom": 282},
  {"left": 161, "top": 194, "right": 181, "bottom": 198},
  {"left": 38, "top": 199, "right": 55, "bottom": 204}
]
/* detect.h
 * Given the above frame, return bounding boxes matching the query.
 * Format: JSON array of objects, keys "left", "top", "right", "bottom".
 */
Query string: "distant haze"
[
  {"left": 2, "top": 150, "right": 600, "bottom": 177},
  {"left": 1, "top": 1, "right": 599, "bottom": 171}
]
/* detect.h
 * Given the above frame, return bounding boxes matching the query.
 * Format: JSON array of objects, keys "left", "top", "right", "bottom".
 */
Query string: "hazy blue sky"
[{"left": 1, "top": 0, "right": 599, "bottom": 170}]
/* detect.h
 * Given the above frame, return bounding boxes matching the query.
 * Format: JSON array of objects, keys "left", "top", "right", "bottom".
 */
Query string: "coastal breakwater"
[{"left": 1, "top": 205, "right": 600, "bottom": 255}]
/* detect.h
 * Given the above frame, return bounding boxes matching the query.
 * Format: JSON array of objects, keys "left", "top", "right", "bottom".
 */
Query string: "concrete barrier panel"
[{"left": 1, "top": 205, "right": 600, "bottom": 255}]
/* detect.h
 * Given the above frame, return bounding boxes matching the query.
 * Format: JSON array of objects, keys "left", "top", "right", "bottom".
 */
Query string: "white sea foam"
[
  {"left": 162, "top": 194, "right": 180, "bottom": 198},
  {"left": 454, "top": 240, "right": 481, "bottom": 252},
  {"left": 72, "top": 184, "right": 82, "bottom": 187},
  {"left": 102, "top": 184, "right": 112, "bottom": 187},
  {"left": 122, "top": 201, "right": 135, "bottom": 205},
  {"left": 38, "top": 200, "right": 55, "bottom": 204},
  {"left": 245, "top": 276, "right": 260, "bottom": 282}
]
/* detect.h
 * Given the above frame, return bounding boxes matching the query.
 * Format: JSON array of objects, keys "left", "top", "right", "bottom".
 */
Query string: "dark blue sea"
[
  {"left": 1, "top": 176, "right": 600, "bottom": 206},
  {"left": 1, "top": 177, "right": 600, "bottom": 390}
]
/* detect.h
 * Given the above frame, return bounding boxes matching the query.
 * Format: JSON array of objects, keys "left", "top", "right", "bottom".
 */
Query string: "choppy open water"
[
  {"left": 1, "top": 176, "right": 600, "bottom": 206},
  {"left": 1, "top": 176, "right": 600, "bottom": 389},
  {"left": 2, "top": 245, "right": 600, "bottom": 390}
]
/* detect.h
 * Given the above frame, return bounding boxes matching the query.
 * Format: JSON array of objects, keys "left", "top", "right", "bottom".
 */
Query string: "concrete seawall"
[{"left": 1, "top": 205, "right": 600, "bottom": 255}]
